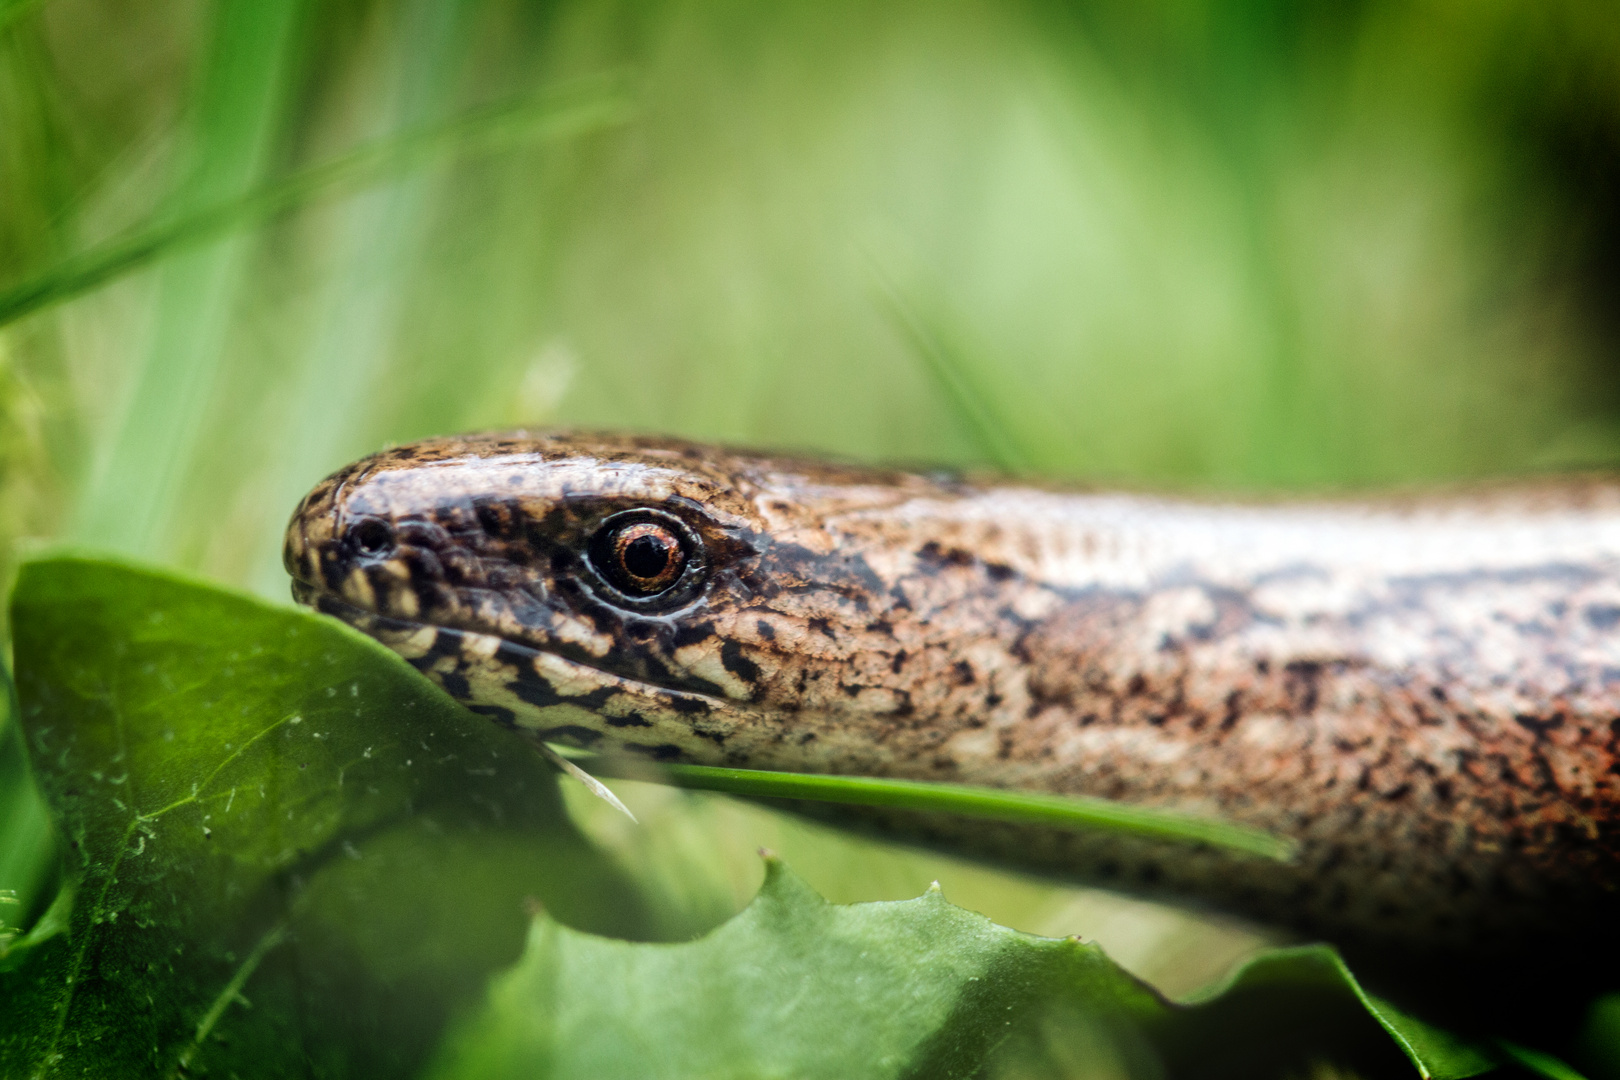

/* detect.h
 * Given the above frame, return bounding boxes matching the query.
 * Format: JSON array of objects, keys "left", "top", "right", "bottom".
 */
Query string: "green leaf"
[
  {"left": 0, "top": 556, "right": 1507, "bottom": 1079},
  {"left": 1, "top": 554, "right": 648, "bottom": 1078},
  {"left": 0, "top": 878, "right": 74, "bottom": 975},
  {"left": 429, "top": 856, "right": 1479, "bottom": 1080},
  {"left": 427, "top": 856, "right": 1159, "bottom": 1080},
  {"left": 1181, "top": 948, "right": 1501, "bottom": 1080}
]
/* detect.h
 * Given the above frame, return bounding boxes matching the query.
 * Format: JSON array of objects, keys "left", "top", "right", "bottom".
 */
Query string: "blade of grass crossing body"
[
  {"left": 0, "top": 75, "right": 634, "bottom": 332},
  {"left": 577, "top": 756, "right": 1298, "bottom": 862},
  {"left": 71, "top": 0, "right": 307, "bottom": 561}
]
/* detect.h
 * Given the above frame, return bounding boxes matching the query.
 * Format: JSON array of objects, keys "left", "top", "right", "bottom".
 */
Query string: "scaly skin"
[{"left": 284, "top": 431, "right": 1620, "bottom": 962}]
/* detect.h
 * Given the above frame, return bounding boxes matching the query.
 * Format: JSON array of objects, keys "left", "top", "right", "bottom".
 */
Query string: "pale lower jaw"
[{"left": 291, "top": 578, "right": 768, "bottom": 766}]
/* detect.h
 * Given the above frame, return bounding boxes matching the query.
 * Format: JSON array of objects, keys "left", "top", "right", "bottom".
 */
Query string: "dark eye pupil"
[
  {"left": 588, "top": 515, "right": 693, "bottom": 600},
  {"left": 622, "top": 534, "right": 671, "bottom": 579}
]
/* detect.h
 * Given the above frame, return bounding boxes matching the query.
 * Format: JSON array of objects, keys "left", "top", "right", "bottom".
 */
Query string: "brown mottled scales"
[{"left": 285, "top": 432, "right": 1620, "bottom": 961}]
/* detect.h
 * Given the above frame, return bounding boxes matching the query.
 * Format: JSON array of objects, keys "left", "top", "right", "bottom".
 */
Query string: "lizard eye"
[{"left": 588, "top": 512, "right": 693, "bottom": 598}]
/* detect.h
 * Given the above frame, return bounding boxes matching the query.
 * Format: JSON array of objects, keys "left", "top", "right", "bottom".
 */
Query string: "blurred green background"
[{"left": 4, "top": 0, "right": 1620, "bottom": 1026}]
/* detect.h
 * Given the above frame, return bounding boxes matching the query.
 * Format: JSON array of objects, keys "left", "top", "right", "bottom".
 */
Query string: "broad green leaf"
[
  {"left": 1181, "top": 948, "right": 1501, "bottom": 1080},
  {"left": 427, "top": 857, "right": 1164, "bottom": 1080},
  {"left": 0, "top": 556, "right": 1520, "bottom": 1079},
  {"left": 429, "top": 856, "right": 1471, "bottom": 1080},
  {"left": 1, "top": 555, "right": 648, "bottom": 1078}
]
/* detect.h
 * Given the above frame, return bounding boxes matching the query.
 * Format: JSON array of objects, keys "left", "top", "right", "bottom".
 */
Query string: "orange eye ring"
[
  {"left": 587, "top": 510, "right": 697, "bottom": 601},
  {"left": 610, "top": 522, "right": 684, "bottom": 593}
]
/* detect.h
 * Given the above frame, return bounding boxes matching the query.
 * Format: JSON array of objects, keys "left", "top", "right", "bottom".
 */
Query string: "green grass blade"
[
  {"left": 578, "top": 756, "right": 1298, "bottom": 862},
  {"left": 242, "top": 0, "right": 501, "bottom": 599},
  {"left": 870, "top": 268, "right": 1034, "bottom": 474},
  {"left": 0, "top": 74, "right": 633, "bottom": 331},
  {"left": 70, "top": 0, "right": 307, "bottom": 559}
]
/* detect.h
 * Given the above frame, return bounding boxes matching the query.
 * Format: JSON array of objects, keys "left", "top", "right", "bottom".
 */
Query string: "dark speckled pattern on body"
[{"left": 285, "top": 431, "right": 1620, "bottom": 962}]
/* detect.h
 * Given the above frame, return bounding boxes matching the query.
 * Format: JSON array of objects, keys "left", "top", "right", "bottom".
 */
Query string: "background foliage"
[{"left": 2, "top": 0, "right": 1620, "bottom": 1075}]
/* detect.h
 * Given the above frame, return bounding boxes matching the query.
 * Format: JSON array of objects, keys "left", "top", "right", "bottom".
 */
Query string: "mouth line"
[{"left": 290, "top": 577, "right": 737, "bottom": 713}]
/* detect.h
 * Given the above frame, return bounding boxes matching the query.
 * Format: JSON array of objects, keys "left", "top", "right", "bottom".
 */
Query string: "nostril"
[{"left": 352, "top": 519, "right": 395, "bottom": 557}]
